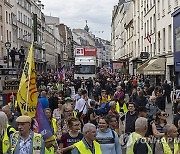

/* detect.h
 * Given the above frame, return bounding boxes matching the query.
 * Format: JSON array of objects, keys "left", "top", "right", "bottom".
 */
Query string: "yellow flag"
[{"left": 17, "top": 42, "right": 38, "bottom": 117}]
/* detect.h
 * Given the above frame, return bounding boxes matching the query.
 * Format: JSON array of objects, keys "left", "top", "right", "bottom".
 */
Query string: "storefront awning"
[
  {"left": 137, "top": 60, "right": 150, "bottom": 74},
  {"left": 143, "top": 58, "right": 165, "bottom": 75}
]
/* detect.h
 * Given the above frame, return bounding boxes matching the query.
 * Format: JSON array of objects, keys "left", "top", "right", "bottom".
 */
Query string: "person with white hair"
[
  {"left": 154, "top": 124, "right": 179, "bottom": 154},
  {"left": 146, "top": 96, "right": 160, "bottom": 120},
  {"left": 126, "top": 117, "right": 152, "bottom": 154},
  {"left": 2, "top": 105, "right": 18, "bottom": 130},
  {"left": 72, "top": 123, "right": 102, "bottom": 154},
  {"left": 0, "top": 111, "right": 16, "bottom": 154}
]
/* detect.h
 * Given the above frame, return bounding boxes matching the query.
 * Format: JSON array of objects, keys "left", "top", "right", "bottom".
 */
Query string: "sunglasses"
[{"left": 161, "top": 113, "right": 169, "bottom": 117}]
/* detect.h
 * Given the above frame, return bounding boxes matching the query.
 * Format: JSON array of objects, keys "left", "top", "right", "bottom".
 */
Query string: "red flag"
[{"left": 146, "top": 34, "right": 151, "bottom": 43}]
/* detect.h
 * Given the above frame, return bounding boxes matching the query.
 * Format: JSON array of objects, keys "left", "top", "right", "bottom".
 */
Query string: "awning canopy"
[
  {"left": 137, "top": 60, "right": 150, "bottom": 74},
  {"left": 143, "top": 58, "right": 165, "bottom": 75}
]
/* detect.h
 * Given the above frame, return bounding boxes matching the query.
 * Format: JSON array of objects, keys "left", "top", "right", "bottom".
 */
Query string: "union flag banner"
[{"left": 17, "top": 42, "right": 38, "bottom": 117}]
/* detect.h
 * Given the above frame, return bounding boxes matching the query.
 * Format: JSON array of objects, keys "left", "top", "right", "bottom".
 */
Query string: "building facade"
[{"left": 111, "top": 0, "right": 180, "bottom": 83}]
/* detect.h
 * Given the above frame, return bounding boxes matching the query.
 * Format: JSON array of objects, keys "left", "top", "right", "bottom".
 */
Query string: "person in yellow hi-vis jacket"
[
  {"left": 99, "top": 90, "right": 111, "bottom": 105},
  {"left": 115, "top": 99, "right": 128, "bottom": 114},
  {"left": 126, "top": 117, "right": 152, "bottom": 154},
  {"left": 44, "top": 108, "right": 58, "bottom": 135},
  {"left": 154, "top": 124, "right": 179, "bottom": 154},
  {"left": 0, "top": 111, "right": 16, "bottom": 154},
  {"left": 9, "top": 115, "right": 45, "bottom": 154},
  {"left": 72, "top": 123, "right": 102, "bottom": 154}
]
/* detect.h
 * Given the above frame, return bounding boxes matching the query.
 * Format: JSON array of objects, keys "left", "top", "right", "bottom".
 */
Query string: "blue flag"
[{"left": 33, "top": 102, "right": 54, "bottom": 141}]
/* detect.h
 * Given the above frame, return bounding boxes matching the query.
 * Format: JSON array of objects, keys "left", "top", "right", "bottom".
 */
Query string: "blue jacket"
[{"left": 39, "top": 97, "right": 49, "bottom": 109}]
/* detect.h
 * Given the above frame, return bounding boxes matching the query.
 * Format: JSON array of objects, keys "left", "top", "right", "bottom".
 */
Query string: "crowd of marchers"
[{"left": 0, "top": 68, "right": 180, "bottom": 154}]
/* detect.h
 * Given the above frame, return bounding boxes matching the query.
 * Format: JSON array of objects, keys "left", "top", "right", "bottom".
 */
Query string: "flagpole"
[
  {"left": 25, "top": 42, "right": 33, "bottom": 115},
  {"left": 25, "top": 71, "right": 31, "bottom": 115}
]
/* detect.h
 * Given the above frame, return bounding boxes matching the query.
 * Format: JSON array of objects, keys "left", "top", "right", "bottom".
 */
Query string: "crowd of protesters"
[{"left": 0, "top": 68, "right": 180, "bottom": 154}]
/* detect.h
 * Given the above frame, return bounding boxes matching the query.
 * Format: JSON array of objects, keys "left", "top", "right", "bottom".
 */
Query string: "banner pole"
[{"left": 25, "top": 74, "right": 31, "bottom": 115}]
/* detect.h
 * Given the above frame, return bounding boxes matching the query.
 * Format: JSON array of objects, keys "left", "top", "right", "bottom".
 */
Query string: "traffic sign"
[{"left": 5, "top": 42, "right": 11, "bottom": 50}]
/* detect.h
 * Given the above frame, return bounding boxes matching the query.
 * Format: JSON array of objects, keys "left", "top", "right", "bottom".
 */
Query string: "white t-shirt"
[{"left": 75, "top": 98, "right": 91, "bottom": 114}]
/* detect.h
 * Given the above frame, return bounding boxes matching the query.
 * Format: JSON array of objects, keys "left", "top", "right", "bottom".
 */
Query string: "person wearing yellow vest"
[
  {"left": 45, "top": 108, "right": 58, "bottom": 135},
  {"left": 72, "top": 123, "right": 102, "bottom": 154},
  {"left": 45, "top": 136, "right": 61, "bottom": 154},
  {"left": 154, "top": 124, "right": 179, "bottom": 154},
  {"left": 115, "top": 99, "right": 128, "bottom": 114},
  {"left": 99, "top": 90, "right": 111, "bottom": 105},
  {"left": 126, "top": 117, "right": 152, "bottom": 154},
  {"left": 9, "top": 115, "right": 45, "bottom": 154},
  {"left": 0, "top": 111, "right": 16, "bottom": 154}
]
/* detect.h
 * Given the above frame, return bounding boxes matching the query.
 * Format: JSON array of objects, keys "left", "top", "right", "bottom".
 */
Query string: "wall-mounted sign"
[{"left": 1, "top": 79, "right": 20, "bottom": 94}]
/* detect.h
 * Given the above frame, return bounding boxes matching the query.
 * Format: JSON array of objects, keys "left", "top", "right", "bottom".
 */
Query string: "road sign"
[{"left": 5, "top": 42, "right": 11, "bottom": 50}]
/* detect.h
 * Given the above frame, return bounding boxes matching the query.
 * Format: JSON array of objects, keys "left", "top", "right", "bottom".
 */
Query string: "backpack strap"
[{"left": 111, "top": 130, "right": 115, "bottom": 138}]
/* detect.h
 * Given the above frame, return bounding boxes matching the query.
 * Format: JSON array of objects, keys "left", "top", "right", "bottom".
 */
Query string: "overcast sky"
[{"left": 42, "top": 0, "right": 119, "bottom": 40}]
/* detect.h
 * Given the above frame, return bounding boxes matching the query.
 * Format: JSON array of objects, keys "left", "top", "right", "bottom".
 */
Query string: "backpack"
[{"left": 95, "top": 102, "right": 110, "bottom": 116}]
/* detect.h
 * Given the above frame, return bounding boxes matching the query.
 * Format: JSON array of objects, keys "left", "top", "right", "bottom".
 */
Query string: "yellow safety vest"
[
  {"left": 116, "top": 102, "right": 128, "bottom": 113},
  {"left": 161, "top": 137, "right": 179, "bottom": 154},
  {"left": 10, "top": 132, "right": 43, "bottom": 154},
  {"left": 126, "top": 132, "right": 152, "bottom": 154},
  {"left": 2, "top": 124, "right": 16, "bottom": 154},
  {"left": 45, "top": 146, "right": 55, "bottom": 154},
  {"left": 99, "top": 95, "right": 111, "bottom": 104},
  {"left": 74, "top": 140, "right": 102, "bottom": 154},
  {"left": 73, "top": 110, "right": 78, "bottom": 118},
  {"left": 51, "top": 118, "right": 57, "bottom": 134}
]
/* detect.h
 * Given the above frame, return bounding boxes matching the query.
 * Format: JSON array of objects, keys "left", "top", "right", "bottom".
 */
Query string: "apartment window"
[
  {"left": 9, "top": 31, "right": 11, "bottom": 42},
  {"left": 20, "top": 13, "right": 22, "bottom": 22},
  {"left": 147, "top": 0, "right": 149, "bottom": 11},
  {"left": 134, "top": 20, "right": 136, "bottom": 34},
  {"left": 150, "top": 44, "right": 152, "bottom": 56},
  {"left": 153, "top": 14, "right": 156, "bottom": 32},
  {"left": 23, "top": 15, "right": 25, "bottom": 24},
  {"left": 147, "top": 20, "right": 149, "bottom": 34},
  {"left": 141, "top": 0, "right": 143, "bottom": 7},
  {"left": 144, "top": 0, "right": 146, "bottom": 14},
  {"left": 0, "top": 26, "right": 3, "bottom": 41},
  {"left": 158, "top": 31, "right": 160, "bottom": 54},
  {"left": 138, "top": 39, "right": 140, "bottom": 55},
  {"left": 141, "top": 36, "right": 143, "bottom": 51},
  {"left": 157, "top": 0, "right": 160, "bottom": 19},
  {"left": 163, "top": 28, "right": 165, "bottom": 51},
  {"left": 145, "top": 22, "right": 146, "bottom": 36},
  {"left": 9, "top": 13, "right": 11, "bottom": 24},
  {"left": 6, "top": 11, "right": 8, "bottom": 23},
  {"left": 141, "top": 12, "right": 143, "bottom": 29},
  {"left": 168, "top": 0, "right": 171, "bottom": 12},
  {"left": 137, "top": 0, "right": 140, "bottom": 12},
  {"left": 150, "top": 0, "right": 152, "bottom": 8},
  {"left": 162, "top": 0, "right": 165, "bottom": 17},
  {"left": 168, "top": 25, "right": 172, "bottom": 50},
  {"left": 7, "top": 30, "right": 8, "bottom": 41},
  {"left": 134, "top": 1, "right": 136, "bottom": 16},
  {"left": 0, "top": 5, "right": 2, "bottom": 17},
  {"left": 175, "top": 0, "right": 179, "bottom": 7},
  {"left": 24, "top": 0, "right": 27, "bottom": 9},
  {"left": 150, "top": 17, "right": 152, "bottom": 33}
]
